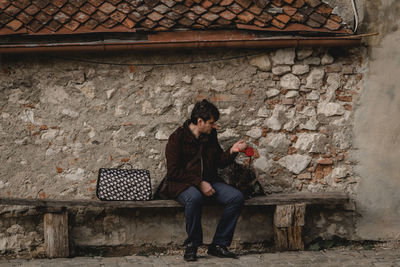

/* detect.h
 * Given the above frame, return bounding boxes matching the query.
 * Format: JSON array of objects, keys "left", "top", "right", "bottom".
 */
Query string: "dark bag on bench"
[{"left": 96, "top": 163, "right": 152, "bottom": 201}]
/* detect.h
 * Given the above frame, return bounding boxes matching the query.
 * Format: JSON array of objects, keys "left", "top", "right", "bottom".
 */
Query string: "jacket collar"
[{"left": 183, "top": 119, "right": 209, "bottom": 143}]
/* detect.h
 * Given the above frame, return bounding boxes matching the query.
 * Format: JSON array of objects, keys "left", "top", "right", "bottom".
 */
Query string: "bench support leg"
[
  {"left": 44, "top": 210, "right": 69, "bottom": 258},
  {"left": 273, "top": 203, "right": 306, "bottom": 251}
]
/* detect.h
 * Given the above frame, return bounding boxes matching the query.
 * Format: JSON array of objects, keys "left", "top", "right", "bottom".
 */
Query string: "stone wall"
[{"left": 0, "top": 46, "right": 365, "bottom": 253}]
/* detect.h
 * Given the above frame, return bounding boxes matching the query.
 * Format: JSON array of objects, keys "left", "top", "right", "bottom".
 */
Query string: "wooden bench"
[{"left": 0, "top": 192, "right": 350, "bottom": 258}]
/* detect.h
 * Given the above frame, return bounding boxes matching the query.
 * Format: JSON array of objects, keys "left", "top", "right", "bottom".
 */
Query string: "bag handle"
[{"left": 117, "top": 163, "right": 134, "bottom": 169}]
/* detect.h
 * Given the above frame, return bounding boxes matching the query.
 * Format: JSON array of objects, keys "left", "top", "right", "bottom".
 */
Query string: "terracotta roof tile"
[
  {"left": 165, "top": 10, "right": 180, "bottom": 20},
  {"left": 283, "top": 5, "right": 297, "bottom": 16},
  {"left": 46, "top": 19, "right": 62, "bottom": 31},
  {"left": 5, "top": 5, "right": 22, "bottom": 16},
  {"left": 110, "top": 10, "right": 126, "bottom": 22},
  {"left": 178, "top": 16, "right": 194, "bottom": 26},
  {"left": 88, "top": 0, "right": 104, "bottom": 7},
  {"left": 99, "top": 2, "right": 117, "bottom": 14},
  {"left": 220, "top": 10, "right": 235, "bottom": 20},
  {"left": 85, "top": 18, "right": 99, "bottom": 28},
  {"left": 184, "top": 11, "right": 199, "bottom": 20},
  {"left": 43, "top": 4, "right": 59, "bottom": 15},
  {"left": 201, "top": 11, "right": 218, "bottom": 21},
  {"left": 220, "top": 0, "right": 233, "bottom": 6},
  {"left": 62, "top": 3, "right": 79, "bottom": 15},
  {"left": 160, "top": 0, "right": 176, "bottom": 8},
  {"left": 137, "top": 4, "right": 151, "bottom": 15},
  {"left": 52, "top": 0, "right": 68, "bottom": 8},
  {"left": 192, "top": 22, "right": 204, "bottom": 28},
  {"left": 109, "top": 0, "right": 123, "bottom": 5},
  {"left": 154, "top": 4, "right": 170, "bottom": 14},
  {"left": 144, "top": 0, "right": 159, "bottom": 8},
  {"left": 304, "top": 0, "right": 320, "bottom": 8},
  {"left": 324, "top": 18, "right": 340, "bottom": 30},
  {"left": 309, "top": 11, "right": 326, "bottom": 24},
  {"left": 54, "top": 11, "right": 70, "bottom": 23},
  {"left": 228, "top": 3, "right": 243, "bottom": 14},
  {"left": 127, "top": 11, "right": 141, "bottom": 22},
  {"left": 74, "top": 11, "right": 90, "bottom": 23},
  {"left": 248, "top": 4, "right": 263, "bottom": 15},
  {"left": 209, "top": 6, "right": 225, "bottom": 13},
  {"left": 306, "top": 17, "right": 321, "bottom": 28},
  {"left": 25, "top": 4, "right": 41, "bottom": 16},
  {"left": 16, "top": 12, "right": 33, "bottom": 24},
  {"left": 254, "top": 0, "right": 269, "bottom": 8},
  {"left": 0, "top": 0, "right": 10, "bottom": 10},
  {"left": 216, "top": 17, "right": 230, "bottom": 25},
  {"left": 6, "top": 19, "right": 23, "bottom": 30},
  {"left": 141, "top": 18, "right": 157, "bottom": 28},
  {"left": 256, "top": 11, "right": 273, "bottom": 23},
  {"left": 330, "top": 14, "right": 342, "bottom": 23},
  {"left": 13, "top": 0, "right": 31, "bottom": 9},
  {"left": 159, "top": 17, "right": 175, "bottom": 27},
  {"left": 253, "top": 19, "right": 265, "bottom": 27},
  {"left": 201, "top": 0, "right": 213, "bottom": 9},
  {"left": 235, "top": 0, "right": 252, "bottom": 9},
  {"left": 103, "top": 18, "right": 118, "bottom": 27},
  {"left": 32, "top": 0, "right": 51, "bottom": 9},
  {"left": 35, "top": 11, "right": 52, "bottom": 24},
  {"left": 315, "top": 3, "right": 332, "bottom": 17},
  {"left": 122, "top": 17, "right": 135, "bottom": 27},
  {"left": 275, "top": 13, "right": 290, "bottom": 23},
  {"left": 271, "top": 18, "right": 285, "bottom": 28},
  {"left": 172, "top": 3, "right": 189, "bottom": 14},
  {"left": 64, "top": 19, "right": 80, "bottom": 30},
  {"left": 191, "top": 5, "right": 207, "bottom": 14},
  {"left": 292, "top": 11, "right": 306, "bottom": 22},
  {"left": 292, "top": 0, "right": 304, "bottom": 8},
  {"left": 196, "top": 16, "right": 211, "bottom": 26},
  {"left": 92, "top": 10, "right": 108, "bottom": 22},
  {"left": 27, "top": 19, "right": 43, "bottom": 32},
  {"left": 237, "top": 11, "right": 254, "bottom": 23},
  {"left": 81, "top": 3, "right": 97, "bottom": 15},
  {"left": 184, "top": 0, "right": 194, "bottom": 7},
  {"left": 70, "top": 0, "right": 86, "bottom": 8},
  {"left": 0, "top": 0, "right": 352, "bottom": 35},
  {"left": 271, "top": 0, "right": 283, "bottom": 7}
]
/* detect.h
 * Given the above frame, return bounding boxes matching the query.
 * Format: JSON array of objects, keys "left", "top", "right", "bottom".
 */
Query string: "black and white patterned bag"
[{"left": 96, "top": 163, "right": 152, "bottom": 201}]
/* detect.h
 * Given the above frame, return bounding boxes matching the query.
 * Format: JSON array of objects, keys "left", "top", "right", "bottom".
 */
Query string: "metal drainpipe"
[{"left": 0, "top": 37, "right": 361, "bottom": 54}]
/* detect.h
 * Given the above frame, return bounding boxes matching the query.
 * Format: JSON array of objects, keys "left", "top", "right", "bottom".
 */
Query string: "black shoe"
[
  {"left": 207, "top": 244, "right": 238, "bottom": 259},
  {"left": 184, "top": 243, "right": 198, "bottom": 262}
]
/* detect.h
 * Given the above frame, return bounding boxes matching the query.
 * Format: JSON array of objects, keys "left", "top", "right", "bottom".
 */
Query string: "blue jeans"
[{"left": 176, "top": 182, "right": 244, "bottom": 248}]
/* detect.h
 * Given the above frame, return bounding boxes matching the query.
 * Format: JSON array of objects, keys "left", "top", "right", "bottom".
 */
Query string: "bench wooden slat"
[{"left": 0, "top": 192, "right": 349, "bottom": 209}]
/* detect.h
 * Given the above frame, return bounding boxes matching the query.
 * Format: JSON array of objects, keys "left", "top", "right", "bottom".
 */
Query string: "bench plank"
[{"left": 0, "top": 192, "right": 349, "bottom": 209}]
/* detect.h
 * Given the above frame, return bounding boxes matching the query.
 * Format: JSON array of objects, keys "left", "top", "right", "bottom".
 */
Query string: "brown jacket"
[{"left": 162, "top": 120, "right": 238, "bottom": 199}]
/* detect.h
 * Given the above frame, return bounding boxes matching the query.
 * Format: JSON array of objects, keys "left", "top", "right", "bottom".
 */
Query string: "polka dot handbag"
[{"left": 96, "top": 163, "right": 152, "bottom": 201}]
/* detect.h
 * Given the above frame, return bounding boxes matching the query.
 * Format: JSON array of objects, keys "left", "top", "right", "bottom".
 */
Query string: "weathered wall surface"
[
  {"left": 0, "top": 46, "right": 364, "bottom": 253},
  {"left": 352, "top": 0, "right": 400, "bottom": 240}
]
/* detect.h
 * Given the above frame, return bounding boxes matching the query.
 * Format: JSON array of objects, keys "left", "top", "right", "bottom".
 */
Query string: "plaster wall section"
[{"left": 352, "top": 0, "right": 400, "bottom": 240}]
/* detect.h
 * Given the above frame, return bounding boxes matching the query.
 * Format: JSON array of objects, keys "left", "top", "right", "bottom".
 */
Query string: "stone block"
[
  {"left": 305, "top": 68, "right": 325, "bottom": 89},
  {"left": 272, "top": 48, "right": 296, "bottom": 65},
  {"left": 278, "top": 154, "right": 312, "bottom": 174},
  {"left": 249, "top": 54, "right": 272, "bottom": 71},
  {"left": 280, "top": 74, "right": 300, "bottom": 89}
]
